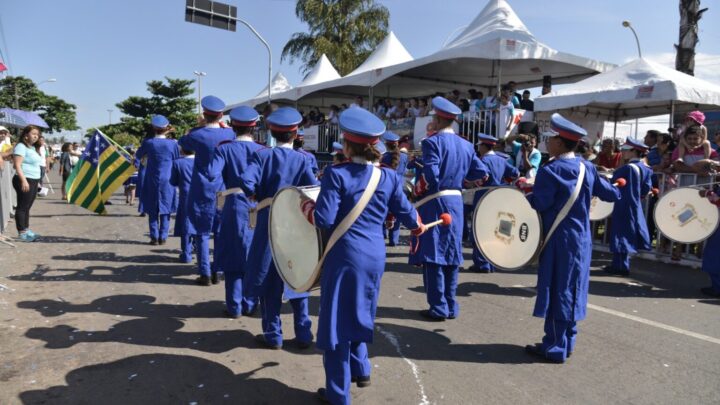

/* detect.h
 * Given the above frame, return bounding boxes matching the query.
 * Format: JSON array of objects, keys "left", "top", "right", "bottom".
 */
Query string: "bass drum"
[
  {"left": 473, "top": 187, "right": 543, "bottom": 270},
  {"left": 654, "top": 187, "right": 720, "bottom": 244},
  {"left": 268, "top": 186, "right": 324, "bottom": 292},
  {"left": 590, "top": 171, "right": 615, "bottom": 221}
]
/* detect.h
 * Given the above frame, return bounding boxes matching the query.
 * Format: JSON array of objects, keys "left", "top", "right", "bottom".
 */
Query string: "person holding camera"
[{"left": 506, "top": 133, "right": 542, "bottom": 178}]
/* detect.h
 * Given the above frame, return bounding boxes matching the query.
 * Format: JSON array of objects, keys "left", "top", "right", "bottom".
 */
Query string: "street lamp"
[
  {"left": 622, "top": 21, "right": 642, "bottom": 58},
  {"left": 107, "top": 109, "right": 113, "bottom": 125},
  {"left": 193, "top": 71, "right": 207, "bottom": 114},
  {"left": 14, "top": 77, "right": 57, "bottom": 109}
]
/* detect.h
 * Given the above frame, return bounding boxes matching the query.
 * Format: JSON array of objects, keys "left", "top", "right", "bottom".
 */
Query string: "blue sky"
[{"left": 1, "top": 0, "right": 719, "bottom": 140}]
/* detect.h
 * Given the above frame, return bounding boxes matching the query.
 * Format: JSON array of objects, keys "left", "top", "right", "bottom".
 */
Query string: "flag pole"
[{"left": 95, "top": 129, "right": 133, "bottom": 161}]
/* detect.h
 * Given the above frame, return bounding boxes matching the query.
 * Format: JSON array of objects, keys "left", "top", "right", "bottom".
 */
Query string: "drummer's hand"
[
  {"left": 707, "top": 191, "right": 720, "bottom": 204},
  {"left": 410, "top": 223, "right": 427, "bottom": 236},
  {"left": 300, "top": 199, "right": 316, "bottom": 225}
]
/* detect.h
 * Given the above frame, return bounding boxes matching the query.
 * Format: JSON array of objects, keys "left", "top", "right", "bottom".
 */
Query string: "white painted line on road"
[
  {"left": 377, "top": 326, "right": 429, "bottom": 405},
  {"left": 516, "top": 286, "right": 720, "bottom": 346}
]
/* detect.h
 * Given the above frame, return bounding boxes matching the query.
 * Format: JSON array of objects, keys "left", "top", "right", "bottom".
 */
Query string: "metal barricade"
[
  {"left": 591, "top": 171, "right": 706, "bottom": 268},
  {"left": 0, "top": 161, "right": 15, "bottom": 234}
]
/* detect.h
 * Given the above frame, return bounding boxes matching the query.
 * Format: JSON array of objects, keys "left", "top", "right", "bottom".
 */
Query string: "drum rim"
[
  {"left": 589, "top": 197, "right": 614, "bottom": 222},
  {"left": 268, "top": 186, "right": 324, "bottom": 292},
  {"left": 653, "top": 187, "right": 720, "bottom": 244},
  {"left": 472, "top": 186, "right": 543, "bottom": 270}
]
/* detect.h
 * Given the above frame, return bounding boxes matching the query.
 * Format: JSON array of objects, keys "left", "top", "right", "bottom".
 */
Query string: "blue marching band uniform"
[
  {"left": 207, "top": 106, "right": 265, "bottom": 318},
  {"left": 239, "top": 107, "right": 318, "bottom": 350},
  {"left": 138, "top": 92, "right": 720, "bottom": 402},
  {"left": 178, "top": 96, "right": 235, "bottom": 285},
  {"left": 135, "top": 115, "right": 180, "bottom": 245},
  {"left": 380, "top": 130, "right": 409, "bottom": 246}
]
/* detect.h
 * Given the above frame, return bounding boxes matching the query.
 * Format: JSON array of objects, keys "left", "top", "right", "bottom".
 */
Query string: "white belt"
[
  {"left": 249, "top": 197, "right": 273, "bottom": 229},
  {"left": 414, "top": 189, "right": 462, "bottom": 209},
  {"left": 219, "top": 187, "right": 244, "bottom": 197}
]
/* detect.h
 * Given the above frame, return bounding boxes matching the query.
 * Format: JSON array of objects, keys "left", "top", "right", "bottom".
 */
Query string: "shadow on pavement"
[
  {"left": 373, "top": 322, "right": 535, "bottom": 364},
  {"left": 51, "top": 252, "right": 175, "bottom": 264},
  {"left": 31, "top": 235, "right": 148, "bottom": 245},
  {"left": 9, "top": 264, "right": 196, "bottom": 286},
  {"left": 19, "top": 354, "right": 314, "bottom": 404}
]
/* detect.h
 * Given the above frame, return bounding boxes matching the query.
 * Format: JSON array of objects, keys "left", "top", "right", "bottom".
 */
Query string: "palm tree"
[
  {"left": 281, "top": 0, "right": 389, "bottom": 76},
  {"left": 675, "top": 0, "right": 708, "bottom": 75}
]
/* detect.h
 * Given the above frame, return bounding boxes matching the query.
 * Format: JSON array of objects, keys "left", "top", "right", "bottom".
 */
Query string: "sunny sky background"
[{"left": 1, "top": 0, "right": 719, "bottom": 140}]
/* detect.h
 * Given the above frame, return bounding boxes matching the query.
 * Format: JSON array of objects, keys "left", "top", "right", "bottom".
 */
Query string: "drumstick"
[
  {"left": 614, "top": 178, "right": 626, "bottom": 187},
  {"left": 424, "top": 213, "right": 452, "bottom": 230}
]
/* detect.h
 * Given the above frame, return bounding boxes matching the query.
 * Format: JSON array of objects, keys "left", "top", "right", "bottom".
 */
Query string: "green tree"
[
  {"left": 0, "top": 76, "right": 79, "bottom": 133},
  {"left": 281, "top": 0, "right": 389, "bottom": 76},
  {"left": 112, "top": 133, "right": 141, "bottom": 149},
  {"left": 89, "top": 77, "right": 197, "bottom": 140}
]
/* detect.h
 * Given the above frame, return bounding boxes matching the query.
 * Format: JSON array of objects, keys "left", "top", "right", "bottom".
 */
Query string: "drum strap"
[
  {"left": 629, "top": 163, "right": 641, "bottom": 180},
  {"left": 543, "top": 162, "right": 585, "bottom": 245},
  {"left": 414, "top": 189, "right": 462, "bottom": 209},
  {"left": 249, "top": 197, "right": 273, "bottom": 229},
  {"left": 314, "top": 166, "right": 381, "bottom": 276}
]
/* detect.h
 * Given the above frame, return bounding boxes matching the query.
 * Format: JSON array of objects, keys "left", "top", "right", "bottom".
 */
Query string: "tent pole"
[
  {"left": 613, "top": 120, "right": 617, "bottom": 141},
  {"left": 497, "top": 60, "right": 502, "bottom": 139},
  {"left": 369, "top": 87, "right": 374, "bottom": 109},
  {"left": 669, "top": 100, "right": 675, "bottom": 128}
]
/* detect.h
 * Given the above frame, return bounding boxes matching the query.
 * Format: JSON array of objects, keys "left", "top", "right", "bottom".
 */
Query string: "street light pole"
[
  {"left": 622, "top": 20, "right": 642, "bottom": 59},
  {"left": 193, "top": 71, "right": 207, "bottom": 114},
  {"left": 13, "top": 78, "right": 57, "bottom": 110},
  {"left": 107, "top": 109, "right": 113, "bottom": 125}
]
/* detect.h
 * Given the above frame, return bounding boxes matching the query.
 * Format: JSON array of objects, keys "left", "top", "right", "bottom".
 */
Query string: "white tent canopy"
[
  {"left": 298, "top": 54, "right": 341, "bottom": 86},
  {"left": 227, "top": 72, "right": 293, "bottom": 110},
  {"left": 534, "top": 58, "right": 720, "bottom": 120},
  {"left": 272, "top": 0, "right": 613, "bottom": 107}
]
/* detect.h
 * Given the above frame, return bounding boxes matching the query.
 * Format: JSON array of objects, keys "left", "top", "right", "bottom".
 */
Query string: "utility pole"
[
  {"left": 107, "top": 109, "right": 113, "bottom": 125},
  {"left": 193, "top": 71, "right": 207, "bottom": 114}
]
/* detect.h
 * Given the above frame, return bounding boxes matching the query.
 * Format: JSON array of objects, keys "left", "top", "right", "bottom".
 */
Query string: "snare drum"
[
  {"left": 473, "top": 187, "right": 543, "bottom": 270},
  {"left": 590, "top": 172, "right": 615, "bottom": 221},
  {"left": 268, "top": 186, "right": 324, "bottom": 292},
  {"left": 654, "top": 187, "right": 720, "bottom": 243}
]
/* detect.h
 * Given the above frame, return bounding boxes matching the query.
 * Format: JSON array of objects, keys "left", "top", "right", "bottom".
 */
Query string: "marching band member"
[
  {"left": 330, "top": 141, "right": 346, "bottom": 164},
  {"left": 135, "top": 115, "right": 179, "bottom": 245},
  {"left": 605, "top": 139, "right": 653, "bottom": 276},
  {"left": 525, "top": 113, "right": 621, "bottom": 363},
  {"left": 380, "top": 131, "right": 409, "bottom": 246},
  {"left": 468, "top": 134, "right": 520, "bottom": 273},
  {"left": 208, "top": 106, "right": 264, "bottom": 318},
  {"left": 293, "top": 128, "right": 319, "bottom": 176},
  {"left": 416, "top": 96, "right": 489, "bottom": 321},
  {"left": 178, "top": 95, "right": 235, "bottom": 286},
  {"left": 701, "top": 190, "right": 720, "bottom": 297},
  {"left": 300, "top": 106, "right": 425, "bottom": 405},
  {"left": 169, "top": 148, "right": 196, "bottom": 263},
  {"left": 240, "top": 107, "right": 318, "bottom": 350}
]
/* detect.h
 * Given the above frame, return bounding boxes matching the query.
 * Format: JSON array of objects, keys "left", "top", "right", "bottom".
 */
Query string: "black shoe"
[
  {"left": 316, "top": 388, "right": 330, "bottom": 404},
  {"left": 254, "top": 334, "right": 281, "bottom": 350},
  {"left": 224, "top": 309, "right": 239, "bottom": 319},
  {"left": 139, "top": 213, "right": 146, "bottom": 217},
  {"left": 195, "top": 276, "right": 211, "bottom": 286},
  {"left": 293, "top": 338, "right": 312, "bottom": 350},
  {"left": 211, "top": 273, "right": 224, "bottom": 284},
  {"left": 242, "top": 304, "right": 259, "bottom": 317},
  {"left": 605, "top": 267, "right": 629, "bottom": 276},
  {"left": 351, "top": 375, "right": 371, "bottom": 388},
  {"left": 158, "top": 239, "right": 166, "bottom": 245},
  {"left": 419, "top": 309, "right": 445, "bottom": 322},
  {"left": 700, "top": 287, "right": 720, "bottom": 297},
  {"left": 149, "top": 238, "right": 158, "bottom": 246},
  {"left": 525, "top": 344, "right": 564, "bottom": 364}
]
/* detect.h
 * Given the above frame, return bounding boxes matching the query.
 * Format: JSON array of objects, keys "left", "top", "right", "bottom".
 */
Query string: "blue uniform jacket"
[
  {"left": 169, "top": 156, "right": 195, "bottom": 236},
  {"left": 417, "top": 130, "right": 488, "bottom": 265},
  {"left": 610, "top": 160, "right": 653, "bottom": 254},
  {"left": 208, "top": 138, "right": 265, "bottom": 275},
  {"left": 528, "top": 156, "right": 621, "bottom": 322},
  {"left": 178, "top": 126, "right": 235, "bottom": 233},
  {"left": 380, "top": 151, "right": 409, "bottom": 178},
  {"left": 135, "top": 137, "right": 180, "bottom": 216},
  {"left": 314, "top": 161, "right": 419, "bottom": 350},
  {"left": 297, "top": 148, "right": 319, "bottom": 176},
  {"left": 240, "top": 145, "right": 319, "bottom": 299},
  {"left": 473, "top": 151, "right": 519, "bottom": 204},
  {"left": 136, "top": 156, "right": 146, "bottom": 214}
]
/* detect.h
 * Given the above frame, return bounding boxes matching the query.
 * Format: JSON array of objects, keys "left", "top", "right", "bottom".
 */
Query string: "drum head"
[
  {"left": 654, "top": 187, "right": 719, "bottom": 244},
  {"left": 473, "top": 187, "right": 542, "bottom": 270},
  {"left": 589, "top": 197, "right": 614, "bottom": 221},
  {"left": 269, "top": 186, "right": 323, "bottom": 292}
]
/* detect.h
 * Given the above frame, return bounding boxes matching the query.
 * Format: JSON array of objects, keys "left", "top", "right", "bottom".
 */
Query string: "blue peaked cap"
[
  {"left": 229, "top": 106, "right": 259, "bottom": 124},
  {"left": 382, "top": 131, "right": 400, "bottom": 142},
  {"left": 201, "top": 95, "right": 225, "bottom": 113},
  {"left": 476, "top": 133, "right": 498, "bottom": 145},
  {"left": 432, "top": 96, "right": 461, "bottom": 118},
  {"left": 622, "top": 138, "right": 649, "bottom": 152},
  {"left": 375, "top": 141, "right": 386, "bottom": 155},
  {"left": 339, "top": 107, "right": 385, "bottom": 142},
  {"left": 151, "top": 115, "right": 169, "bottom": 129},
  {"left": 267, "top": 107, "right": 302, "bottom": 130},
  {"left": 550, "top": 113, "right": 587, "bottom": 141}
]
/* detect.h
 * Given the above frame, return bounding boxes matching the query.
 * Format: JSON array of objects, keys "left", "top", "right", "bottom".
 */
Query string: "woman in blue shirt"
[{"left": 12, "top": 125, "right": 43, "bottom": 242}]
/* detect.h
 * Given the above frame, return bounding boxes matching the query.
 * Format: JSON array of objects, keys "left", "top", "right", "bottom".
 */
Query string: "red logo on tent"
[
  {"left": 636, "top": 86, "right": 654, "bottom": 99},
  {"left": 506, "top": 40, "right": 516, "bottom": 51}
]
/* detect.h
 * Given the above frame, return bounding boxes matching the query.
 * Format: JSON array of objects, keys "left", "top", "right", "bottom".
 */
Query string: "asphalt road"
[{"left": 1, "top": 174, "right": 719, "bottom": 404}]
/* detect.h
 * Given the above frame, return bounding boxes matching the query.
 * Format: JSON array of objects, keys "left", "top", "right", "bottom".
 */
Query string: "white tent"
[
  {"left": 298, "top": 54, "right": 341, "bottom": 86},
  {"left": 280, "top": 0, "right": 613, "bottom": 106},
  {"left": 534, "top": 58, "right": 720, "bottom": 120},
  {"left": 227, "top": 72, "right": 293, "bottom": 109}
]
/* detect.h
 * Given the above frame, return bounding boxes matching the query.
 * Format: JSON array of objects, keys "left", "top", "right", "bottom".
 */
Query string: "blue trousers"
[
  {"left": 196, "top": 233, "right": 211, "bottom": 277},
  {"left": 469, "top": 229, "right": 493, "bottom": 272},
  {"left": 323, "top": 341, "right": 371, "bottom": 405},
  {"left": 260, "top": 269, "right": 313, "bottom": 347},
  {"left": 211, "top": 230, "right": 223, "bottom": 274},
  {"left": 612, "top": 252, "right": 630, "bottom": 271},
  {"left": 424, "top": 263, "right": 459, "bottom": 319},
  {"left": 709, "top": 273, "right": 720, "bottom": 293},
  {"left": 540, "top": 316, "right": 577, "bottom": 362},
  {"left": 179, "top": 233, "right": 194, "bottom": 263},
  {"left": 148, "top": 213, "right": 170, "bottom": 240},
  {"left": 388, "top": 220, "right": 400, "bottom": 246},
  {"left": 224, "top": 272, "right": 258, "bottom": 316}
]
